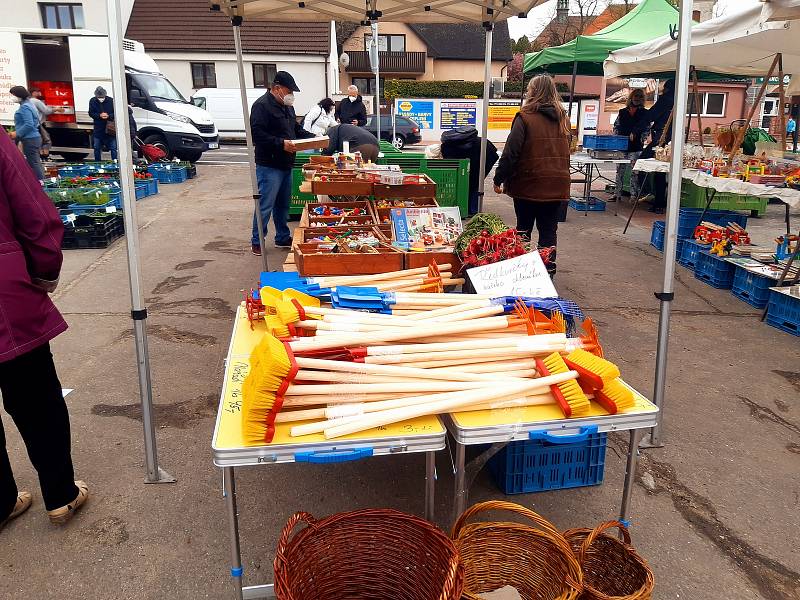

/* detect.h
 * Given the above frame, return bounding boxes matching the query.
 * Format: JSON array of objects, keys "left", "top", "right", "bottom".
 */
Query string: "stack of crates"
[
  {"left": 765, "top": 289, "right": 800, "bottom": 336},
  {"left": 681, "top": 180, "right": 768, "bottom": 216},
  {"left": 147, "top": 164, "right": 188, "bottom": 184},
  {"left": 674, "top": 208, "right": 748, "bottom": 272},
  {"left": 731, "top": 267, "right": 775, "bottom": 309},
  {"left": 694, "top": 250, "right": 736, "bottom": 289}
]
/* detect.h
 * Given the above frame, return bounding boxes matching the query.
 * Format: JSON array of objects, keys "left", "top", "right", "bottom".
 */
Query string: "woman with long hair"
[
  {"left": 493, "top": 74, "right": 571, "bottom": 274},
  {"left": 613, "top": 87, "right": 650, "bottom": 205}
]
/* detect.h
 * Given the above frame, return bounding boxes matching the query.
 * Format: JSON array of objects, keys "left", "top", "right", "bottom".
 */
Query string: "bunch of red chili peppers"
[{"left": 460, "top": 228, "right": 552, "bottom": 269}]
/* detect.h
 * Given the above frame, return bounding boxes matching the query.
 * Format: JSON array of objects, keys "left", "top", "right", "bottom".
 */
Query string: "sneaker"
[
  {"left": 275, "top": 239, "right": 292, "bottom": 249},
  {"left": 251, "top": 244, "right": 262, "bottom": 256},
  {"left": 47, "top": 481, "right": 89, "bottom": 526},
  {"left": 0, "top": 492, "right": 32, "bottom": 531}
]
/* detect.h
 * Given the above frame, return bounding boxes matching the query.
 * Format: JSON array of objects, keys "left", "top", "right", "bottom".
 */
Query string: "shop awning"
[{"left": 524, "top": 0, "right": 678, "bottom": 76}]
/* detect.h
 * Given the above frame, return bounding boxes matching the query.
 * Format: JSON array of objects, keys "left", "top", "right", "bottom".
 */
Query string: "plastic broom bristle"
[
  {"left": 265, "top": 314, "right": 291, "bottom": 338},
  {"left": 282, "top": 289, "right": 321, "bottom": 308},
  {"left": 275, "top": 300, "right": 302, "bottom": 326},
  {"left": 541, "top": 352, "right": 590, "bottom": 417},
  {"left": 597, "top": 378, "right": 636, "bottom": 412},
  {"left": 242, "top": 334, "right": 295, "bottom": 445},
  {"left": 565, "top": 348, "right": 620, "bottom": 386}
]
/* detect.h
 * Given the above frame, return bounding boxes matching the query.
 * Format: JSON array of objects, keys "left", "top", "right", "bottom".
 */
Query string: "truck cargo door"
[
  {"left": 68, "top": 35, "right": 112, "bottom": 122},
  {"left": 0, "top": 31, "right": 26, "bottom": 125}
]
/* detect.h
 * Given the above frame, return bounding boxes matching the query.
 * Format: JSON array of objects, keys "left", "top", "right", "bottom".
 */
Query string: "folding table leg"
[
  {"left": 425, "top": 451, "right": 436, "bottom": 522},
  {"left": 623, "top": 187, "right": 644, "bottom": 235},
  {"left": 224, "top": 466, "right": 244, "bottom": 600},
  {"left": 453, "top": 441, "right": 467, "bottom": 522},
  {"left": 619, "top": 429, "right": 642, "bottom": 536}
]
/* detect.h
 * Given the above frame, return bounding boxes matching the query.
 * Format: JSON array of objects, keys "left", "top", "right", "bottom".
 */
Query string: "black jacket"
[
  {"left": 250, "top": 92, "right": 313, "bottom": 169},
  {"left": 440, "top": 129, "right": 499, "bottom": 194},
  {"left": 648, "top": 91, "right": 675, "bottom": 146},
  {"left": 335, "top": 96, "right": 368, "bottom": 127},
  {"left": 88, "top": 96, "right": 115, "bottom": 136},
  {"left": 323, "top": 124, "right": 378, "bottom": 155},
  {"left": 614, "top": 106, "right": 650, "bottom": 152}
]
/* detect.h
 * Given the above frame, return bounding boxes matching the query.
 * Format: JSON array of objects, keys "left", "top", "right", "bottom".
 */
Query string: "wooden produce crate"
[
  {"left": 301, "top": 200, "right": 376, "bottom": 228},
  {"left": 404, "top": 250, "right": 460, "bottom": 271},
  {"left": 311, "top": 174, "right": 374, "bottom": 197},
  {"left": 293, "top": 225, "right": 400, "bottom": 276},
  {"left": 372, "top": 173, "right": 437, "bottom": 199},
  {"left": 372, "top": 198, "right": 438, "bottom": 225}
]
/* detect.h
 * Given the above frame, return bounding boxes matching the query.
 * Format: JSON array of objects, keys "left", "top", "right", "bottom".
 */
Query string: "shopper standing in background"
[
  {"left": 0, "top": 129, "right": 88, "bottom": 531},
  {"left": 335, "top": 85, "right": 368, "bottom": 127},
  {"left": 88, "top": 86, "right": 117, "bottom": 162},
  {"left": 613, "top": 88, "right": 650, "bottom": 205},
  {"left": 493, "top": 75, "right": 571, "bottom": 276},
  {"left": 28, "top": 87, "right": 64, "bottom": 158},
  {"left": 8, "top": 86, "right": 45, "bottom": 180},
  {"left": 303, "top": 98, "right": 336, "bottom": 137},
  {"left": 249, "top": 71, "right": 315, "bottom": 256}
]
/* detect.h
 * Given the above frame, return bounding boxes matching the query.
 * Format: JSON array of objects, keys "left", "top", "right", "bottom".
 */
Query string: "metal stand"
[
  {"left": 106, "top": 0, "right": 173, "bottom": 484},
  {"left": 232, "top": 18, "right": 268, "bottom": 272},
  {"left": 619, "top": 429, "right": 642, "bottom": 524},
  {"left": 477, "top": 23, "right": 494, "bottom": 213},
  {"left": 646, "top": 0, "right": 695, "bottom": 449}
]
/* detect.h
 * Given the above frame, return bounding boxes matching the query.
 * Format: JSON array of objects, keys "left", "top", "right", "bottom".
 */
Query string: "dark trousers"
[
  {"left": 653, "top": 173, "right": 668, "bottom": 209},
  {"left": 1, "top": 343, "right": 77, "bottom": 519},
  {"left": 514, "top": 199, "right": 560, "bottom": 273}
]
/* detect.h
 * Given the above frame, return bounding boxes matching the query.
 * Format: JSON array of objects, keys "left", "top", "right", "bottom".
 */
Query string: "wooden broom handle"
[
  {"left": 313, "top": 264, "right": 452, "bottom": 287},
  {"left": 365, "top": 333, "right": 567, "bottom": 356}
]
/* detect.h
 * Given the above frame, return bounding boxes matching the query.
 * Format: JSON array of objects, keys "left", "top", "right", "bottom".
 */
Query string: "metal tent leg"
[
  {"left": 453, "top": 441, "right": 467, "bottom": 521},
  {"left": 224, "top": 467, "right": 244, "bottom": 600},
  {"left": 620, "top": 429, "right": 642, "bottom": 524},
  {"left": 232, "top": 18, "right": 268, "bottom": 272},
  {"left": 477, "top": 23, "right": 494, "bottom": 214},
  {"left": 646, "top": 0, "right": 695, "bottom": 449},
  {"left": 425, "top": 451, "right": 436, "bottom": 522},
  {"left": 106, "top": 0, "right": 173, "bottom": 484}
]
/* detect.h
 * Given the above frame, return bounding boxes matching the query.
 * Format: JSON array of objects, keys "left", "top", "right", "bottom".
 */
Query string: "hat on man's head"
[
  {"left": 9, "top": 85, "right": 30, "bottom": 100},
  {"left": 273, "top": 71, "right": 300, "bottom": 92},
  {"left": 95, "top": 86, "right": 107, "bottom": 98}
]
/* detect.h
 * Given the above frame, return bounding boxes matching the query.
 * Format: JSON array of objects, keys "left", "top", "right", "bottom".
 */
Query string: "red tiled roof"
[{"left": 125, "top": 0, "right": 330, "bottom": 55}]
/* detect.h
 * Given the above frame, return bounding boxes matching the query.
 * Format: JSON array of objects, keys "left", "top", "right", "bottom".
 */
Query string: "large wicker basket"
[
  {"left": 564, "top": 521, "right": 654, "bottom": 600},
  {"left": 452, "top": 501, "right": 583, "bottom": 600},
  {"left": 274, "top": 508, "right": 464, "bottom": 600}
]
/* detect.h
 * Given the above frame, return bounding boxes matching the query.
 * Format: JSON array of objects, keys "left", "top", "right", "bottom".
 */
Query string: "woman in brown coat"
[{"left": 493, "top": 74, "right": 571, "bottom": 274}]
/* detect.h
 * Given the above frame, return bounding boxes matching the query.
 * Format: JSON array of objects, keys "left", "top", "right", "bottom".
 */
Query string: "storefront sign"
[
  {"left": 440, "top": 101, "right": 477, "bottom": 129},
  {"left": 487, "top": 100, "right": 520, "bottom": 130},
  {"left": 582, "top": 103, "right": 598, "bottom": 130},
  {"left": 397, "top": 100, "right": 434, "bottom": 129}
]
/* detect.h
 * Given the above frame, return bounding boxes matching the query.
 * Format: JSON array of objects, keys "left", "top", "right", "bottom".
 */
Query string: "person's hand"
[
  {"left": 493, "top": 183, "right": 503, "bottom": 194},
  {"left": 100, "top": 112, "right": 109, "bottom": 119},
  {"left": 55, "top": 107, "right": 65, "bottom": 113},
  {"left": 8, "top": 131, "right": 16, "bottom": 140},
  {"left": 283, "top": 139, "right": 297, "bottom": 153}
]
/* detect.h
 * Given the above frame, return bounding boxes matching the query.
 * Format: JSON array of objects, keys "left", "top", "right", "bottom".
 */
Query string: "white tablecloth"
[{"left": 633, "top": 159, "right": 800, "bottom": 208}]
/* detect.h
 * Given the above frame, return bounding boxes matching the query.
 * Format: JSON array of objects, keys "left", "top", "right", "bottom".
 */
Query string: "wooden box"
[
  {"left": 404, "top": 250, "right": 460, "bottom": 272},
  {"left": 372, "top": 198, "right": 438, "bottom": 225},
  {"left": 311, "top": 174, "right": 374, "bottom": 197},
  {"left": 372, "top": 174, "right": 437, "bottom": 199},
  {"left": 301, "top": 200, "right": 376, "bottom": 228}
]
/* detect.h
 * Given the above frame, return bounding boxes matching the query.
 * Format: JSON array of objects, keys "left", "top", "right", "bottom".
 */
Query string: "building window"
[
  {"left": 253, "top": 63, "right": 277, "bottom": 88},
  {"left": 191, "top": 63, "right": 216, "bottom": 89},
  {"left": 352, "top": 77, "right": 385, "bottom": 105},
  {"left": 364, "top": 34, "right": 406, "bottom": 52},
  {"left": 687, "top": 92, "right": 726, "bottom": 117},
  {"left": 40, "top": 3, "right": 85, "bottom": 29}
]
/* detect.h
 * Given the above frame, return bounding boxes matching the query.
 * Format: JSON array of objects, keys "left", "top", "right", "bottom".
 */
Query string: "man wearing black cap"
[{"left": 249, "top": 70, "right": 314, "bottom": 255}]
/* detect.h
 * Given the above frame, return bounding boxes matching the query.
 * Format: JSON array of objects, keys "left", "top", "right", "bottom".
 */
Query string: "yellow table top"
[{"left": 229, "top": 303, "right": 268, "bottom": 357}]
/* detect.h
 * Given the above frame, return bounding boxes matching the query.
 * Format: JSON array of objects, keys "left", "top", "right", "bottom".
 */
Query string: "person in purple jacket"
[{"left": 0, "top": 129, "right": 88, "bottom": 531}]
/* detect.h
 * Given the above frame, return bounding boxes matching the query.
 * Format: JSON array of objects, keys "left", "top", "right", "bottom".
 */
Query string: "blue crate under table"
[
  {"left": 678, "top": 239, "right": 703, "bottom": 269},
  {"left": 765, "top": 289, "right": 800, "bottom": 336},
  {"left": 695, "top": 250, "right": 736, "bottom": 289},
  {"left": 731, "top": 266, "right": 775, "bottom": 309},
  {"left": 488, "top": 427, "right": 607, "bottom": 494},
  {"left": 569, "top": 198, "right": 606, "bottom": 212},
  {"left": 650, "top": 220, "right": 665, "bottom": 251}
]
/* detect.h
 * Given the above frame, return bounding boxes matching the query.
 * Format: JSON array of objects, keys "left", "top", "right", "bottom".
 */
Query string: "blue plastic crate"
[
  {"left": 731, "top": 266, "right": 774, "bottom": 309},
  {"left": 141, "top": 177, "right": 158, "bottom": 196},
  {"left": 135, "top": 183, "right": 148, "bottom": 200},
  {"left": 58, "top": 165, "right": 90, "bottom": 178},
  {"left": 676, "top": 237, "right": 685, "bottom": 259},
  {"left": 487, "top": 426, "right": 607, "bottom": 494},
  {"left": 677, "top": 208, "right": 748, "bottom": 239},
  {"left": 147, "top": 164, "right": 188, "bottom": 183},
  {"left": 582, "top": 135, "right": 628, "bottom": 151},
  {"left": 695, "top": 250, "right": 736, "bottom": 289},
  {"left": 650, "top": 220, "right": 665, "bottom": 251},
  {"left": 677, "top": 239, "right": 702, "bottom": 269},
  {"left": 568, "top": 198, "right": 606, "bottom": 212},
  {"left": 765, "top": 289, "right": 800, "bottom": 336},
  {"left": 66, "top": 199, "right": 121, "bottom": 215}
]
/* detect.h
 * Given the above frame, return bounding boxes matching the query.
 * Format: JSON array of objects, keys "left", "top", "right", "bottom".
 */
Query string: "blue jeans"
[
  {"left": 93, "top": 134, "right": 118, "bottom": 161},
  {"left": 20, "top": 137, "right": 44, "bottom": 180},
  {"left": 252, "top": 165, "right": 292, "bottom": 246}
]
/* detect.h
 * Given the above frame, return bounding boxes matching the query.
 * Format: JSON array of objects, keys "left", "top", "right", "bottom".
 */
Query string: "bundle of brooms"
[{"left": 241, "top": 287, "right": 635, "bottom": 445}]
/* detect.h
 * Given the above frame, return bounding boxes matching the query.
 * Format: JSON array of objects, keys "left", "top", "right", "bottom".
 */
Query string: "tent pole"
[
  {"left": 373, "top": 21, "right": 382, "bottom": 151},
  {"left": 690, "top": 67, "right": 704, "bottom": 147},
  {"left": 778, "top": 53, "right": 787, "bottom": 151},
  {"left": 568, "top": 60, "right": 578, "bottom": 131},
  {"left": 106, "top": 0, "right": 174, "bottom": 484},
  {"left": 232, "top": 18, "right": 269, "bottom": 271},
  {"left": 477, "top": 23, "right": 493, "bottom": 213},
  {"left": 645, "top": 0, "right": 694, "bottom": 449}
]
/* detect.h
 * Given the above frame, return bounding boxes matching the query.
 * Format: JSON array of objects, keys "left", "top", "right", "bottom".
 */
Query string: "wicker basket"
[
  {"left": 451, "top": 501, "right": 583, "bottom": 600},
  {"left": 274, "top": 508, "right": 464, "bottom": 600},
  {"left": 564, "top": 521, "right": 654, "bottom": 600}
]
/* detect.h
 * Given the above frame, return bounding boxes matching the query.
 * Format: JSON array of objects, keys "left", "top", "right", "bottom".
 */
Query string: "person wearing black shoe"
[
  {"left": 641, "top": 79, "right": 675, "bottom": 213},
  {"left": 250, "top": 71, "right": 315, "bottom": 255}
]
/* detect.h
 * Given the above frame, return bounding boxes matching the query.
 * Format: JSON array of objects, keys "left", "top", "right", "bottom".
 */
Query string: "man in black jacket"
[
  {"left": 335, "top": 85, "right": 368, "bottom": 127},
  {"left": 250, "top": 71, "right": 314, "bottom": 255},
  {"left": 323, "top": 124, "right": 379, "bottom": 162}
]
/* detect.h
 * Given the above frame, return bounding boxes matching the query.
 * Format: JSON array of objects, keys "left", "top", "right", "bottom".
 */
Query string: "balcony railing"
[{"left": 345, "top": 51, "right": 427, "bottom": 74}]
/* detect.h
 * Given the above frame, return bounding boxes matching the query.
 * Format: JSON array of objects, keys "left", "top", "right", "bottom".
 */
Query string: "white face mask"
[{"left": 282, "top": 93, "right": 295, "bottom": 106}]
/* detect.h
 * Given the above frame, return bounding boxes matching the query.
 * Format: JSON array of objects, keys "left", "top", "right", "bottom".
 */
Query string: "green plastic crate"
[{"left": 680, "top": 180, "right": 768, "bottom": 216}]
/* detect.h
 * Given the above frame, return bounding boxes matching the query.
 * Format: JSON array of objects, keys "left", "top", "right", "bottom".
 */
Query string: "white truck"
[{"left": 0, "top": 28, "right": 218, "bottom": 161}]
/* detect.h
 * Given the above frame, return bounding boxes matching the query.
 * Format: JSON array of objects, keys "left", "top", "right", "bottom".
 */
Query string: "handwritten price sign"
[
  {"left": 466, "top": 252, "right": 557, "bottom": 298},
  {"left": 224, "top": 360, "right": 250, "bottom": 414}
]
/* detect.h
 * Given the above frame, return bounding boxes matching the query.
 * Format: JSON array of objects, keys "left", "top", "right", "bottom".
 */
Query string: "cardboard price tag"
[
  {"left": 467, "top": 252, "right": 558, "bottom": 298},
  {"left": 105, "top": 206, "right": 117, "bottom": 213}
]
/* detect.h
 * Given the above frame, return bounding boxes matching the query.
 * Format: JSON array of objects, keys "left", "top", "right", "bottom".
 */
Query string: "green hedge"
[{"left": 384, "top": 79, "right": 568, "bottom": 100}]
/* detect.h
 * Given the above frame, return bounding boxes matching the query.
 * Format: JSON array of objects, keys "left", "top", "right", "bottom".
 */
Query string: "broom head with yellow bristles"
[{"left": 536, "top": 352, "right": 590, "bottom": 418}]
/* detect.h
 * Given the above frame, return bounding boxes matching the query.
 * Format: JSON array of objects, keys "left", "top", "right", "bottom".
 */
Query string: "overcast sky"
[{"left": 507, "top": 0, "right": 762, "bottom": 41}]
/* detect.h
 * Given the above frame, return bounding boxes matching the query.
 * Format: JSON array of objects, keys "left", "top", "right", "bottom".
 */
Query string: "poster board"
[
  {"left": 440, "top": 101, "right": 477, "bottom": 129},
  {"left": 487, "top": 100, "right": 520, "bottom": 130},
  {"left": 397, "top": 100, "right": 434, "bottom": 129},
  {"left": 467, "top": 252, "right": 558, "bottom": 298}
]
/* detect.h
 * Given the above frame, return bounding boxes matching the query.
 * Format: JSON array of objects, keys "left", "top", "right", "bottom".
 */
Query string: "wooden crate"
[
  {"left": 311, "top": 175, "right": 373, "bottom": 197},
  {"left": 372, "top": 174, "right": 437, "bottom": 199},
  {"left": 404, "top": 251, "right": 460, "bottom": 271},
  {"left": 295, "top": 245, "right": 404, "bottom": 276},
  {"left": 372, "top": 198, "right": 438, "bottom": 225},
  {"left": 301, "top": 200, "right": 376, "bottom": 228}
]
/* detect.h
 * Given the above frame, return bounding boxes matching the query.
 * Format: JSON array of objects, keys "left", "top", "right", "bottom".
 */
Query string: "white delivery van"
[
  {"left": 191, "top": 88, "right": 265, "bottom": 141},
  {"left": 0, "top": 29, "right": 218, "bottom": 161}
]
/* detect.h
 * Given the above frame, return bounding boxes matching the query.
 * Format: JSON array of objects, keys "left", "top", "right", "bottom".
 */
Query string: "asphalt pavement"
[{"left": 0, "top": 162, "right": 798, "bottom": 599}]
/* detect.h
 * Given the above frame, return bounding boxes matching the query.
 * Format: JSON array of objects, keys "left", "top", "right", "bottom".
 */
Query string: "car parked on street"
[{"left": 364, "top": 114, "right": 422, "bottom": 149}]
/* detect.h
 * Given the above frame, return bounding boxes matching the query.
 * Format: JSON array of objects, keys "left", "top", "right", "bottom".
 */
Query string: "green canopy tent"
[{"left": 524, "top": 0, "right": 679, "bottom": 77}]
